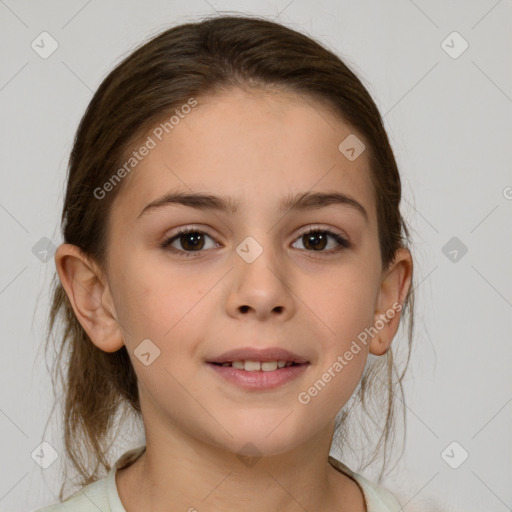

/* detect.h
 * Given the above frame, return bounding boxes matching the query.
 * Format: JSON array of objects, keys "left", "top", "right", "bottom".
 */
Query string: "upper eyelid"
[{"left": 166, "top": 223, "right": 347, "bottom": 236}]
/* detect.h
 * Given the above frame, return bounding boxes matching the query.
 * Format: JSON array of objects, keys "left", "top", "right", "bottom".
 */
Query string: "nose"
[{"left": 224, "top": 238, "right": 296, "bottom": 322}]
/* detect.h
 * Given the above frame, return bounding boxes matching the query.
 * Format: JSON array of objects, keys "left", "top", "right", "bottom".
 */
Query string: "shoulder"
[
  {"left": 328, "top": 456, "right": 403, "bottom": 512},
  {"left": 32, "top": 445, "right": 146, "bottom": 512},
  {"left": 31, "top": 477, "right": 110, "bottom": 511}
]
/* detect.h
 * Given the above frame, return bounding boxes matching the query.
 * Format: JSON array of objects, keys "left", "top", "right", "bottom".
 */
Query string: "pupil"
[
  {"left": 304, "top": 232, "right": 327, "bottom": 251},
  {"left": 182, "top": 232, "right": 204, "bottom": 251}
]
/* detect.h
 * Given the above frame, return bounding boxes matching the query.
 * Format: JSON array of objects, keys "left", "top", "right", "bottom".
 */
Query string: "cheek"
[
  {"left": 108, "top": 253, "right": 176, "bottom": 337},
  {"left": 315, "top": 269, "right": 377, "bottom": 342},
  {"left": 112, "top": 258, "right": 212, "bottom": 354}
]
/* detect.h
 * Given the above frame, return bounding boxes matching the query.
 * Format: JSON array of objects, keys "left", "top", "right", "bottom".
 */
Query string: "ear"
[
  {"left": 369, "top": 247, "right": 413, "bottom": 356},
  {"left": 54, "top": 243, "right": 125, "bottom": 353}
]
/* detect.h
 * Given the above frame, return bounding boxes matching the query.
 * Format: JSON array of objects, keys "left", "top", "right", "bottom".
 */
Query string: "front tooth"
[
  {"left": 232, "top": 361, "right": 245, "bottom": 370},
  {"left": 244, "top": 360, "right": 261, "bottom": 371},
  {"left": 277, "top": 360, "right": 286, "bottom": 368},
  {"left": 261, "top": 361, "right": 278, "bottom": 371}
]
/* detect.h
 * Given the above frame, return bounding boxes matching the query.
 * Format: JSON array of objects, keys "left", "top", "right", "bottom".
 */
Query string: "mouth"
[
  {"left": 209, "top": 360, "right": 305, "bottom": 371},
  {"left": 206, "top": 346, "right": 309, "bottom": 368},
  {"left": 206, "top": 347, "right": 310, "bottom": 389}
]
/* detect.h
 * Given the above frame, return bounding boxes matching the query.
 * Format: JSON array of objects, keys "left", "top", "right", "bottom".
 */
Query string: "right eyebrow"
[{"left": 137, "top": 190, "right": 369, "bottom": 224}]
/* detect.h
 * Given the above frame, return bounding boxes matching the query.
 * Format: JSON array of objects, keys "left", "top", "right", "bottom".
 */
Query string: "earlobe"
[
  {"left": 369, "top": 248, "right": 413, "bottom": 356},
  {"left": 54, "top": 243, "right": 125, "bottom": 353}
]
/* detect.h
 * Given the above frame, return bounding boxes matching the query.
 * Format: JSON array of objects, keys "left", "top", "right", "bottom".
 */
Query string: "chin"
[{"left": 210, "top": 419, "right": 313, "bottom": 459}]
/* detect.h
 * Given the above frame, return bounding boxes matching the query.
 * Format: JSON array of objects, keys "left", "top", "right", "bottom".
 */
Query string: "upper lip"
[{"left": 207, "top": 347, "right": 309, "bottom": 364}]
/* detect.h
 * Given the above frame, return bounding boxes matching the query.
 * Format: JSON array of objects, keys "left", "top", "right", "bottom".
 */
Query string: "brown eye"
[
  {"left": 302, "top": 231, "right": 328, "bottom": 251},
  {"left": 160, "top": 226, "right": 350, "bottom": 258},
  {"left": 292, "top": 228, "right": 350, "bottom": 253},
  {"left": 161, "top": 228, "right": 218, "bottom": 257},
  {"left": 176, "top": 231, "right": 206, "bottom": 251}
]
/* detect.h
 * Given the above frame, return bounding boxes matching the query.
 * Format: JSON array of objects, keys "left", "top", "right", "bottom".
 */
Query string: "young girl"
[{"left": 36, "top": 14, "right": 414, "bottom": 512}]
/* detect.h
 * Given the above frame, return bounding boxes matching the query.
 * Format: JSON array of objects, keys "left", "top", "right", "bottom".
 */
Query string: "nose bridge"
[
  {"left": 226, "top": 230, "right": 294, "bottom": 319},
  {"left": 236, "top": 230, "right": 282, "bottom": 289},
  {"left": 230, "top": 201, "right": 281, "bottom": 265}
]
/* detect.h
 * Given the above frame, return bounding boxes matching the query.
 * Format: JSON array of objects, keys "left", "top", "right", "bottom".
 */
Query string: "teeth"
[
  {"left": 244, "top": 360, "right": 261, "bottom": 371},
  {"left": 222, "top": 360, "right": 292, "bottom": 371},
  {"left": 261, "top": 361, "right": 278, "bottom": 371}
]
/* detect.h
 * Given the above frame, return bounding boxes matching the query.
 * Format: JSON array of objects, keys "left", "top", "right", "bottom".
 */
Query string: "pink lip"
[
  {"left": 206, "top": 347, "right": 309, "bottom": 364},
  {"left": 207, "top": 362, "right": 310, "bottom": 390}
]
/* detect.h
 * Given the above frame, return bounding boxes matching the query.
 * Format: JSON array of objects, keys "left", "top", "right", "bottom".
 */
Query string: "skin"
[{"left": 55, "top": 87, "right": 412, "bottom": 512}]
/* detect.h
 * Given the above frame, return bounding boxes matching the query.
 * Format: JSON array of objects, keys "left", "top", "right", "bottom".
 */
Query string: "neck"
[{"left": 116, "top": 422, "right": 365, "bottom": 512}]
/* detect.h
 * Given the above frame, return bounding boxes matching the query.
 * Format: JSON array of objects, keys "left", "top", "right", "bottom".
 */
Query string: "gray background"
[{"left": 1, "top": 1, "right": 511, "bottom": 511}]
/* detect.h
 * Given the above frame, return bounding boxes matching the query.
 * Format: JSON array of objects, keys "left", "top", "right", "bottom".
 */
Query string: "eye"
[
  {"left": 291, "top": 226, "right": 350, "bottom": 254},
  {"left": 160, "top": 227, "right": 218, "bottom": 258},
  {"left": 160, "top": 225, "right": 350, "bottom": 258}
]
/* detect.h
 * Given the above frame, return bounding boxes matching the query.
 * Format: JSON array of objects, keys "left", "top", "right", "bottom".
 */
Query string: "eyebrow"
[{"left": 137, "top": 190, "right": 369, "bottom": 223}]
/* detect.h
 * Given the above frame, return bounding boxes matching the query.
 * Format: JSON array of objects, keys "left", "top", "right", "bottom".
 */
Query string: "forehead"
[{"left": 112, "top": 87, "right": 376, "bottom": 224}]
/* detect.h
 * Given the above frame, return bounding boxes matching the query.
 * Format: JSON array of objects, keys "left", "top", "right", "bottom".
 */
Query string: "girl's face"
[{"left": 87, "top": 88, "right": 405, "bottom": 457}]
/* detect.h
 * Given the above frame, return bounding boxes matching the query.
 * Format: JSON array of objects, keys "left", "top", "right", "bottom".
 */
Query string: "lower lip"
[{"left": 207, "top": 363, "right": 310, "bottom": 390}]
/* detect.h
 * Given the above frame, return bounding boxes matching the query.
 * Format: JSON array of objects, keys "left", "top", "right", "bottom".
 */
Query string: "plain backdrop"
[{"left": 0, "top": 1, "right": 511, "bottom": 511}]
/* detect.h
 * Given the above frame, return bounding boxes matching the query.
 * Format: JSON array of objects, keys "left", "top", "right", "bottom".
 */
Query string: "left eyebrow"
[{"left": 137, "top": 190, "right": 369, "bottom": 223}]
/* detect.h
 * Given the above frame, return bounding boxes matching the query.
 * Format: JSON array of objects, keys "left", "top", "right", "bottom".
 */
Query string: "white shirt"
[{"left": 34, "top": 445, "right": 403, "bottom": 511}]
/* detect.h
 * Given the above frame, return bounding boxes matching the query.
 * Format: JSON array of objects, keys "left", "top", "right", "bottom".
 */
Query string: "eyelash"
[{"left": 160, "top": 225, "right": 351, "bottom": 258}]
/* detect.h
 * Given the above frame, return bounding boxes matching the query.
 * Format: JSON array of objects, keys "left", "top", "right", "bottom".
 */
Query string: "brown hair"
[{"left": 44, "top": 13, "right": 415, "bottom": 501}]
